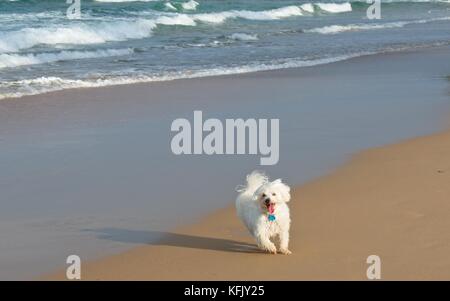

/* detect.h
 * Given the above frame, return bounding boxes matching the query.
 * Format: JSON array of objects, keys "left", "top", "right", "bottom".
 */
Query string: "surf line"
[{"left": 170, "top": 110, "right": 279, "bottom": 165}]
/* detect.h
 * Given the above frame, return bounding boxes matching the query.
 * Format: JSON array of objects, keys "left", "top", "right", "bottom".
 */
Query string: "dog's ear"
[
  {"left": 252, "top": 186, "right": 262, "bottom": 202},
  {"left": 252, "top": 192, "right": 262, "bottom": 203},
  {"left": 273, "top": 179, "right": 291, "bottom": 203}
]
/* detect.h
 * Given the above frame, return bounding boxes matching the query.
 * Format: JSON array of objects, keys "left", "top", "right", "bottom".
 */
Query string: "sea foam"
[
  {"left": 0, "top": 53, "right": 370, "bottom": 100},
  {"left": 0, "top": 48, "right": 133, "bottom": 69},
  {"left": 306, "top": 16, "right": 450, "bottom": 34},
  {"left": 94, "top": 0, "right": 157, "bottom": 2},
  {"left": 0, "top": 19, "right": 156, "bottom": 53},
  {"left": 315, "top": 3, "right": 352, "bottom": 13},
  {"left": 182, "top": 0, "right": 199, "bottom": 11},
  {"left": 229, "top": 33, "right": 259, "bottom": 41},
  {"left": 164, "top": 2, "right": 177, "bottom": 11}
]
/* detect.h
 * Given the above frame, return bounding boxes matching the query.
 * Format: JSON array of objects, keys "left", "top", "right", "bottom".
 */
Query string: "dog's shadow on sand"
[{"left": 82, "top": 228, "right": 260, "bottom": 254}]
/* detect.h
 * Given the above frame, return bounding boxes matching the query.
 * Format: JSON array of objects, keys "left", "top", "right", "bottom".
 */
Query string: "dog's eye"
[
  {"left": 262, "top": 193, "right": 266, "bottom": 198},
  {"left": 272, "top": 193, "right": 276, "bottom": 196}
]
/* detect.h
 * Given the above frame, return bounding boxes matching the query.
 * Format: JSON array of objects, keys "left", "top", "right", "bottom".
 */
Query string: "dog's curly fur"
[{"left": 236, "top": 171, "right": 292, "bottom": 254}]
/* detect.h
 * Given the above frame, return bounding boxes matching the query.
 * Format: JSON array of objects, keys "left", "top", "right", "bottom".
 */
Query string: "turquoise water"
[{"left": 0, "top": 0, "right": 450, "bottom": 99}]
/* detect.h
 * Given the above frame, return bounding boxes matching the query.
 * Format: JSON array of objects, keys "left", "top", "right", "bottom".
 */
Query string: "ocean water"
[{"left": 0, "top": 0, "right": 450, "bottom": 99}]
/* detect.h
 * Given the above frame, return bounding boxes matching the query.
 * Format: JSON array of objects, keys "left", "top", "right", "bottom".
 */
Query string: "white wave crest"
[
  {"left": 181, "top": 0, "right": 199, "bottom": 11},
  {"left": 0, "top": 19, "right": 156, "bottom": 53},
  {"left": 164, "top": 2, "right": 177, "bottom": 11},
  {"left": 229, "top": 33, "right": 258, "bottom": 41},
  {"left": 306, "top": 16, "right": 450, "bottom": 34},
  {"left": 300, "top": 3, "right": 315, "bottom": 13},
  {"left": 134, "top": 5, "right": 306, "bottom": 25},
  {"left": 0, "top": 48, "right": 133, "bottom": 69},
  {"left": 94, "top": 0, "right": 157, "bottom": 2},
  {"left": 155, "top": 14, "right": 196, "bottom": 26},
  {"left": 315, "top": 3, "right": 352, "bottom": 13},
  {"left": 307, "top": 23, "right": 404, "bottom": 34},
  {"left": 193, "top": 5, "right": 304, "bottom": 24},
  {"left": 172, "top": 3, "right": 352, "bottom": 25}
]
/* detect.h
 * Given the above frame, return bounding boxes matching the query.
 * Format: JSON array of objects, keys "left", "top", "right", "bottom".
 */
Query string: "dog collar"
[{"left": 268, "top": 214, "right": 276, "bottom": 221}]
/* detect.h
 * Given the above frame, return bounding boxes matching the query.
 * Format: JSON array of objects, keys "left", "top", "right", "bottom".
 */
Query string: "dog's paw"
[
  {"left": 267, "top": 249, "right": 277, "bottom": 255},
  {"left": 279, "top": 249, "right": 292, "bottom": 255},
  {"left": 260, "top": 245, "right": 277, "bottom": 254}
]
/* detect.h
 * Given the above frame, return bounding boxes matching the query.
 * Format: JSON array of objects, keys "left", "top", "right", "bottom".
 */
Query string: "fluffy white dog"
[{"left": 236, "top": 171, "right": 292, "bottom": 254}]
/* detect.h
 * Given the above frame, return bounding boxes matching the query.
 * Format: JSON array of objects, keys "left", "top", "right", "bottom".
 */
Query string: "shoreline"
[
  {"left": 1, "top": 45, "right": 449, "bottom": 280},
  {"left": 45, "top": 127, "right": 450, "bottom": 280},
  {"left": 1, "top": 43, "right": 448, "bottom": 103}
]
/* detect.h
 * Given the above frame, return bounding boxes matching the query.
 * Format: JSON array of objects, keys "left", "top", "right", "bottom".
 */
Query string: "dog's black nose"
[{"left": 264, "top": 199, "right": 271, "bottom": 205}]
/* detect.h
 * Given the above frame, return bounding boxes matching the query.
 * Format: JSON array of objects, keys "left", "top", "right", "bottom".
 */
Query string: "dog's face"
[{"left": 254, "top": 179, "right": 290, "bottom": 214}]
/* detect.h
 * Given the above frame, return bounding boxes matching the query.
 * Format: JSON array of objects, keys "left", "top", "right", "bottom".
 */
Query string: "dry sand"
[{"left": 46, "top": 128, "right": 450, "bottom": 280}]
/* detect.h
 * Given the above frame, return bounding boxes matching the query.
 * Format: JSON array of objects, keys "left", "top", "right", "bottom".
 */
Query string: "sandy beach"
[
  {"left": 46, "top": 127, "right": 450, "bottom": 280},
  {"left": 36, "top": 47, "right": 450, "bottom": 280}
]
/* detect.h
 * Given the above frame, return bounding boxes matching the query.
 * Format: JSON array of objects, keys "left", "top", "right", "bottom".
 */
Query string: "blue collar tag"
[{"left": 268, "top": 214, "right": 276, "bottom": 221}]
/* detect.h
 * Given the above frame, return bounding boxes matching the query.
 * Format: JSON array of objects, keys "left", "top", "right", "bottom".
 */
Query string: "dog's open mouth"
[{"left": 266, "top": 203, "right": 275, "bottom": 214}]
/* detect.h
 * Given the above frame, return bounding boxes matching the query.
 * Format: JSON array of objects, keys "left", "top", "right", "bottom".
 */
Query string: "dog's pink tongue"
[{"left": 268, "top": 203, "right": 275, "bottom": 214}]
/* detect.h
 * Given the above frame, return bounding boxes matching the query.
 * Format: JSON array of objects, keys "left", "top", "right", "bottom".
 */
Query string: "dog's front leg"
[
  {"left": 256, "top": 231, "right": 277, "bottom": 254},
  {"left": 279, "top": 227, "right": 291, "bottom": 255}
]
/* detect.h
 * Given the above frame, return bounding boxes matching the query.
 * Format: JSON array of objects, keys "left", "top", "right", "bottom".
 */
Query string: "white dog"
[{"left": 236, "top": 171, "right": 292, "bottom": 254}]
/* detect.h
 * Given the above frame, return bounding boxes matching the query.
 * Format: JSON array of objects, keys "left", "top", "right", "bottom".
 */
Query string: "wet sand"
[{"left": 47, "top": 129, "right": 450, "bottom": 280}]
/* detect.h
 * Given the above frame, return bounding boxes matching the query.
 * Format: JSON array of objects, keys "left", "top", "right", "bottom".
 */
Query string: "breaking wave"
[
  {"left": 0, "top": 3, "right": 355, "bottom": 53},
  {"left": 0, "top": 20, "right": 157, "bottom": 53},
  {"left": 0, "top": 48, "right": 134, "bottom": 69},
  {"left": 229, "top": 33, "right": 259, "bottom": 41},
  {"left": 306, "top": 16, "right": 450, "bottom": 34}
]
